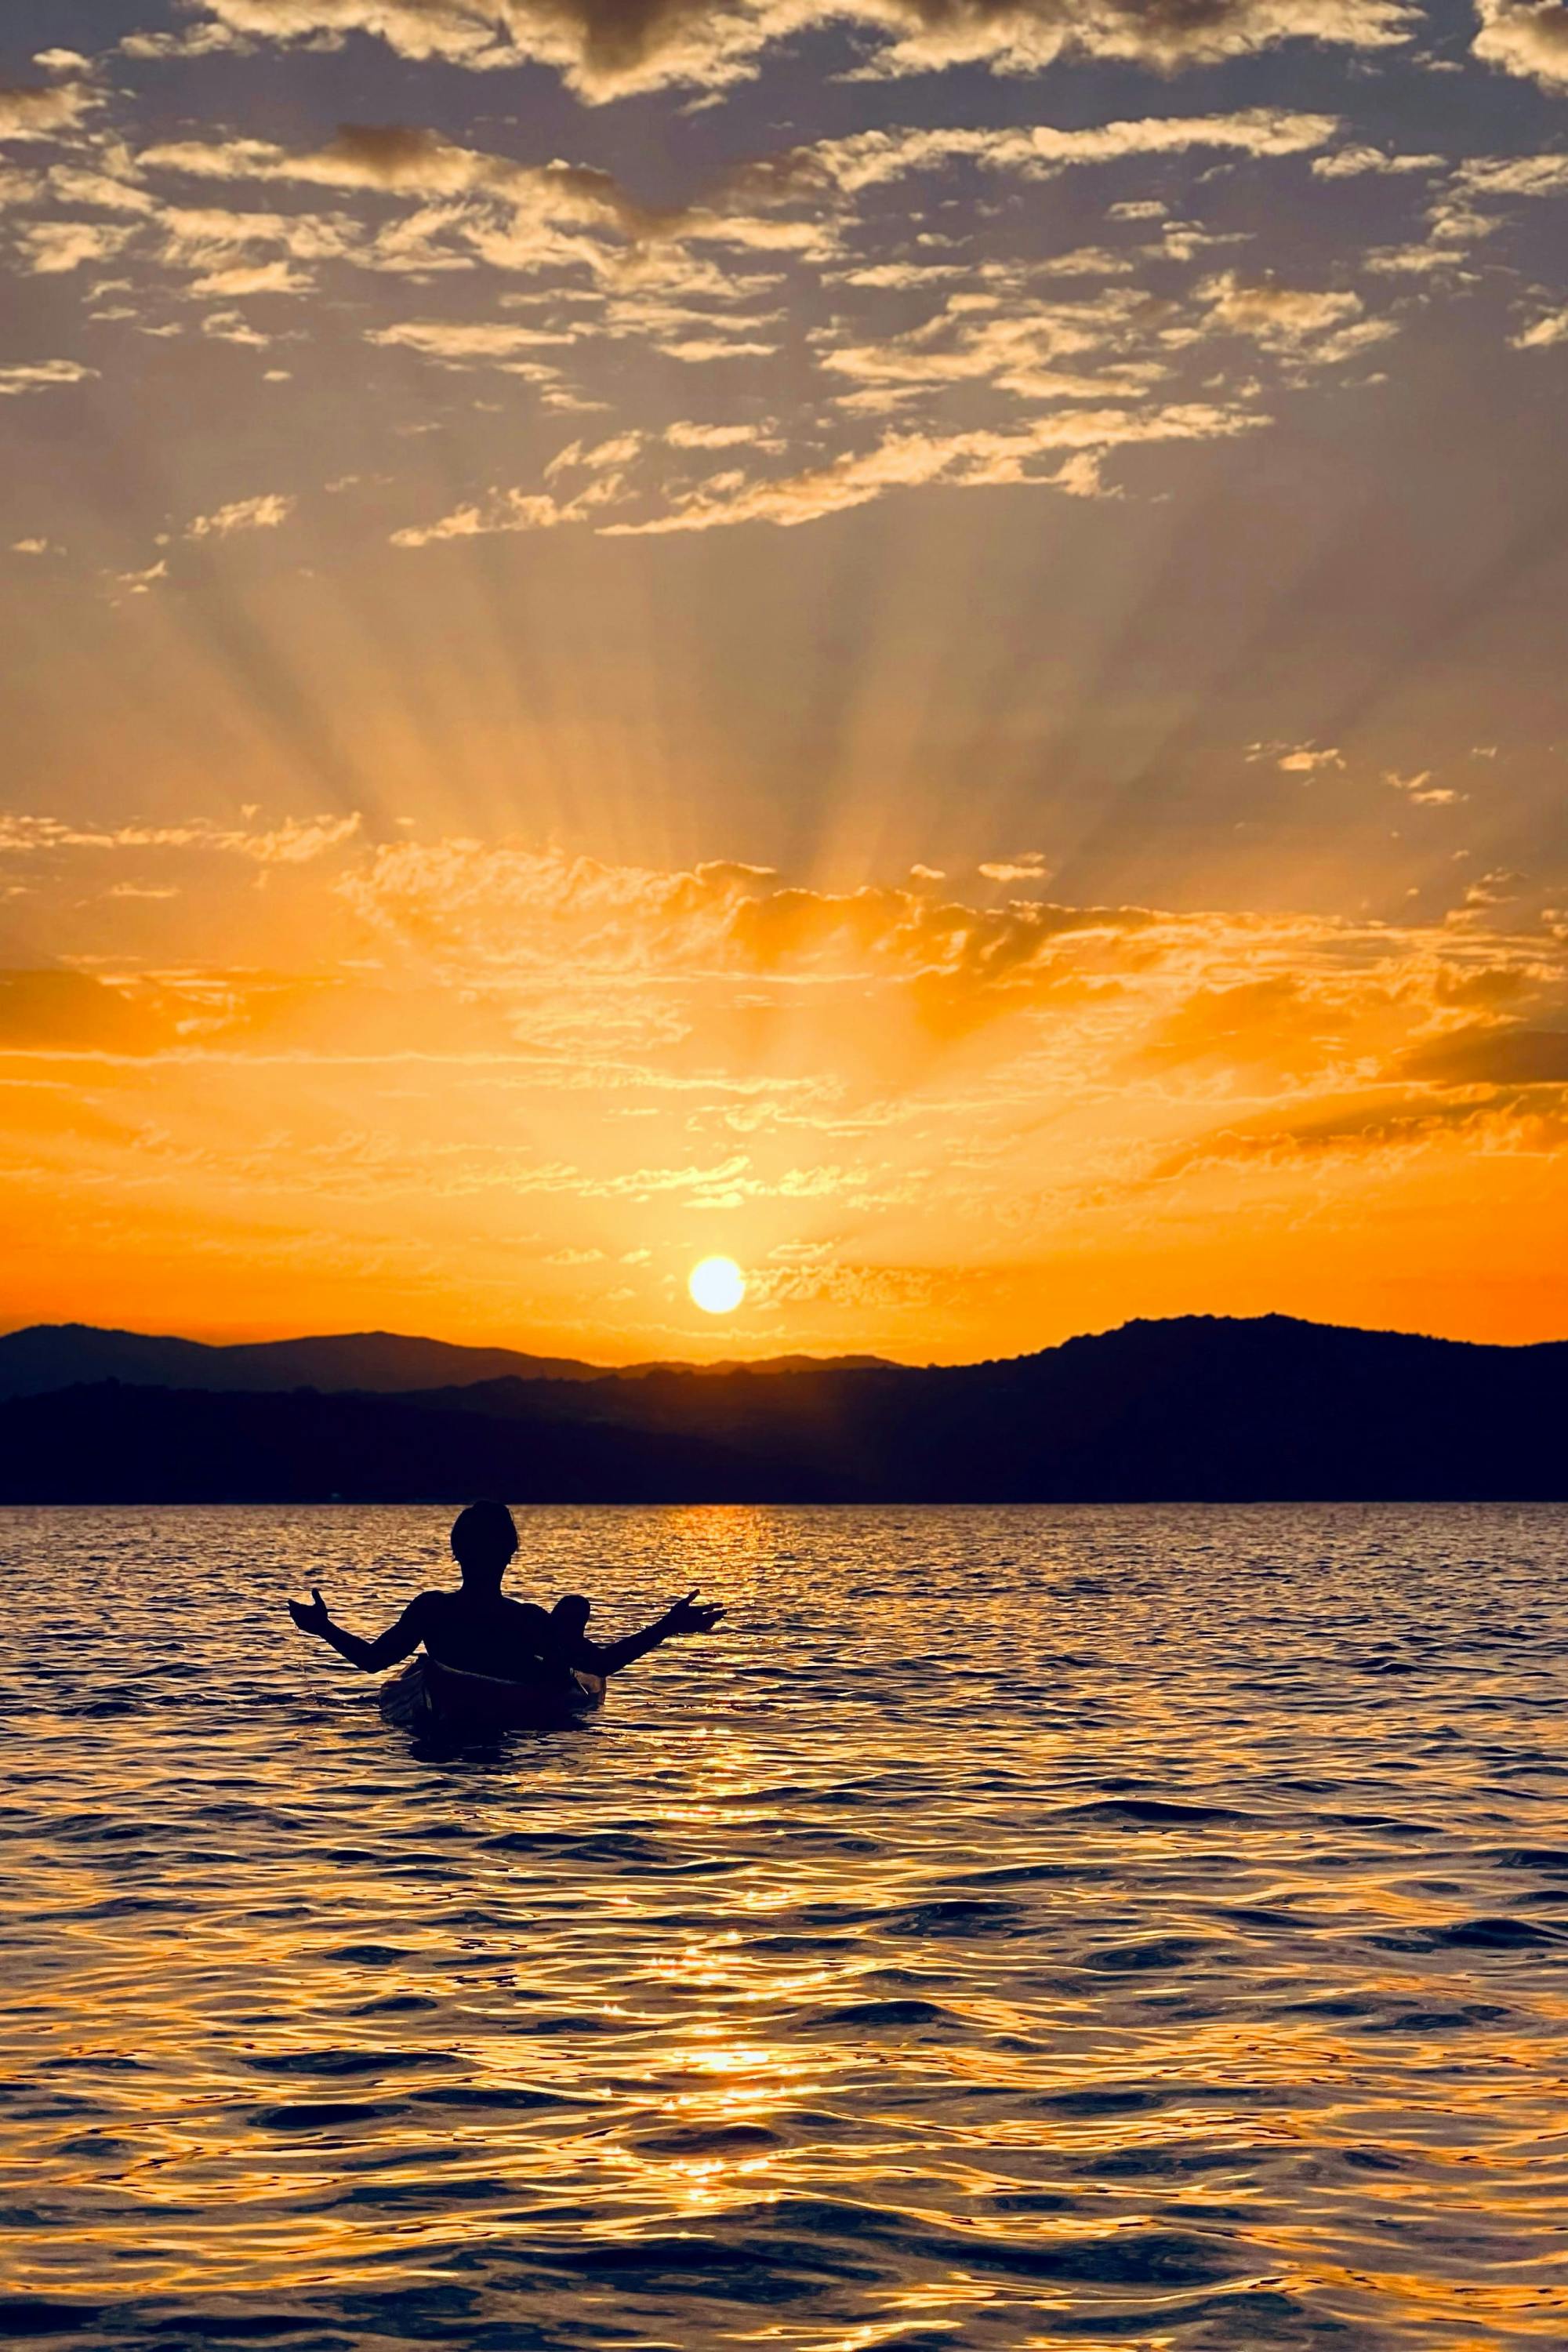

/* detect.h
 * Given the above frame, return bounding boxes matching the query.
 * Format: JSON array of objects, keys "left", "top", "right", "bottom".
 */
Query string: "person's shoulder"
[
  {"left": 499, "top": 1592, "right": 543, "bottom": 1618},
  {"left": 406, "top": 1588, "right": 452, "bottom": 1621}
]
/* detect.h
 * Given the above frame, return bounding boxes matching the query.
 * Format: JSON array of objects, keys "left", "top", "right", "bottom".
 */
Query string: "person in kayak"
[{"left": 287, "top": 1497, "right": 724, "bottom": 1680}]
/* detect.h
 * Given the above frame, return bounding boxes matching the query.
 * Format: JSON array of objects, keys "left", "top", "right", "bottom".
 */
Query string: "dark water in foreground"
[{"left": 4, "top": 1504, "right": 1568, "bottom": 2351}]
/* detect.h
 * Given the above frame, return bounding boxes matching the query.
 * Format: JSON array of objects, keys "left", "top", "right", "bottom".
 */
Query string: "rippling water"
[{"left": 5, "top": 1504, "right": 1568, "bottom": 2350}]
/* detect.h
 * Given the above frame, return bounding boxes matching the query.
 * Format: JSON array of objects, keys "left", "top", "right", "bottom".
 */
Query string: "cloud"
[
  {"left": 121, "top": 23, "right": 256, "bottom": 59},
  {"left": 1198, "top": 273, "right": 1394, "bottom": 364},
  {"left": 1312, "top": 143, "right": 1442, "bottom": 176},
  {"left": 1136, "top": 973, "right": 1371, "bottom": 1081},
  {"left": 0, "top": 811, "right": 361, "bottom": 863},
  {"left": 142, "top": 122, "right": 651, "bottom": 238},
  {"left": 366, "top": 320, "right": 578, "bottom": 373},
  {"left": 1511, "top": 304, "right": 1568, "bottom": 349},
  {"left": 172, "top": 2, "right": 1416, "bottom": 101},
  {"left": 657, "top": 334, "right": 779, "bottom": 361},
  {"left": 0, "top": 359, "right": 96, "bottom": 396},
  {"left": 9, "top": 822, "right": 1567, "bottom": 1317},
  {"left": 790, "top": 107, "right": 1340, "bottom": 199},
  {"left": 0, "top": 80, "right": 98, "bottom": 143},
  {"left": 1401, "top": 1023, "right": 1568, "bottom": 1085},
  {"left": 120, "top": 125, "right": 673, "bottom": 305},
  {"left": 116, "top": 557, "right": 169, "bottom": 595},
  {"left": 186, "top": 492, "right": 296, "bottom": 539},
  {"left": 390, "top": 487, "right": 577, "bottom": 546},
  {"left": 1248, "top": 742, "right": 1345, "bottom": 773},
  {"left": 1430, "top": 152, "right": 1568, "bottom": 260},
  {"left": 199, "top": 307, "right": 274, "bottom": 346},
  {"left": 124, "top": 107, "right": 1341, "bottom": 325},
  {"left": 318, "top": 836, "right": 1568, "bottom": 1136},
  {"left": 390, "top": 434, "right": 645, "bottom": 541},
  {"left": 337, "top": 837, "right": 1167, "bottom": 997},
  {"left": 92, "top": 102, "right": 1361, "bottom": 500},
  {"left": 978, "top": 854, "right": 1053, "bottom": 881},
  {"left": 601, "top": 405, "right": 1255, "bottom": 534},
  {"left": 1152, "top": 1086, "right": 1568, "bottom": 1178},
  {"left": 1362, "top": 241, "right": 1472, "bottom": 276},
  {"left": 1472, "top": 0, "right": 1568, "bottom": 90},
  {"left": 546, "top": 430, "right": 644, "bottom": 474},
  {"left": 1385, "top": 768, "right": 1462, "bottom": 806},
  {"left": 665, "top": 419, "right": 772, "bottom": 447},
  {"left": 846, "top": 0, "right": 1416, "bottom": 82},
  {"left": 191, "top": 260, "right": 318, "bottom": 296},
  {"left": 1447, "top": 868, "right": 1528, "bottom": 924},
  {"left": 44, "top": 163, "right": 159, "bottom": 216},
  {"left": 0, "top": 163, "right": 42, "bottom": 208},
  {"left": 833, "top": 260, "right": 969, "bottom": 289},
  {"left": 17, "top": 221, "right": 135, "bottom": 274},
  {"left": 159, "top": 206, "right": 352, "bottom": 263},
  {"left": 1451, "top": 154, "right": 1568, "bottom": 201},
  {"left": 818, "top": 285, "right": 1167, "bottom": 405}
]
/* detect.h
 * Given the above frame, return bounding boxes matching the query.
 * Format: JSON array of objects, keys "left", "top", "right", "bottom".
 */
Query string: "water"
[{"left": 3, "top": 1505, "right": 1568, "bottom": 2350}]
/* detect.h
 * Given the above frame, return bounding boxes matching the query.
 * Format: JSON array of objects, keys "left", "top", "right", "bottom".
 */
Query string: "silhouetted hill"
[
  {"left": 0, "top": 1324, "right": 601, "bottom": 1399},
  {"left": 0, "top": 1323, "right": 894, "bottom": 1401},
  {"left": 2, "top": 1315, "right": 1565, "bottom": 1501}
]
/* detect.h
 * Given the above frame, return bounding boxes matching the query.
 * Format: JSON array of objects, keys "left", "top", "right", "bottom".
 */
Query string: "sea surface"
[{"left": 3, "top": 1504, "right": 1568, "bottom": 2351}]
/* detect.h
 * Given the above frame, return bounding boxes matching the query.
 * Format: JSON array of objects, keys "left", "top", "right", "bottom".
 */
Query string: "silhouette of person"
[{"left": 287, "top": 1498, "right": 724, "bottom": 1681}]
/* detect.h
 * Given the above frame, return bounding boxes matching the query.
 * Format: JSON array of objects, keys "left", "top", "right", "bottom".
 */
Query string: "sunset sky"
[{"left": 2, "top": 0, "right": 1567, "bottom": 1361}]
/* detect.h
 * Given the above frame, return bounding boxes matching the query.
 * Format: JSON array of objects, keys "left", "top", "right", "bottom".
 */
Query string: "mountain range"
[
  {"left": 0, "top": 1314, "right": 1564, "bottom": 1503},
  {"left": 0, "top": 1322, "right": 891, "bottom": 1400}
]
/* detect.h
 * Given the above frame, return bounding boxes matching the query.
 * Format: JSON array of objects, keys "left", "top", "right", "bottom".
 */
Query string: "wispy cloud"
[
  {"left": 0, "top": 811, "right": 361, "bottom": 862},
  {"left": 186, "top": 492, "right": 296, "bottom": 539},
  {"left": 0, "top": 358, "right": 96, "bottom": 395}
]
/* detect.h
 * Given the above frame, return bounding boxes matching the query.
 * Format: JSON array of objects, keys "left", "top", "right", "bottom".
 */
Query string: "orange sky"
[
  {"left": 3, "top": 5, "right": 1567, "bottom": 1361},
  {"left": 4, "top": 834, "right": 1566, "bottom": 1359}
]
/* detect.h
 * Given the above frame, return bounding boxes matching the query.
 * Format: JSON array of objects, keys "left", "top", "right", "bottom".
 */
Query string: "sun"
[{"left": 688, "top": 1256, "right": 746, "bottom": 1315}]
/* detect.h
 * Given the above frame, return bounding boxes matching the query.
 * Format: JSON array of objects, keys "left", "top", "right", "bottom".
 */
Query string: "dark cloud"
[
  {"left": 0, "top": 971, "right": 176, "bottom": 1055},
  {"left": 320, "top": 122, "right": 457, "bottom": 181},
  {"left": 1475, "top": 0, "right": 1568, "bottom": 90},
  {"left": 1153, "top": 1081, "right": 1568, "bottom": 1178},
  {"left": 1402, "top": 1023, "right": 1568, "bottom": 1087}
]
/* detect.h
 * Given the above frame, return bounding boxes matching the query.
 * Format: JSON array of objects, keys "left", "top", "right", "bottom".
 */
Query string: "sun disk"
[{"left": 689, "top": 1257, "right": 746, "bottom": 1315}]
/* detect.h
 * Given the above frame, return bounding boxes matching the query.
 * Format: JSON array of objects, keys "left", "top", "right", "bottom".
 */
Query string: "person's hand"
[
  {"left": 662, "top": 1589, "right": 726, "bottom": 1637},
  {"left": 288, "top": 1587, "right": 330, "bottom": 1636}
]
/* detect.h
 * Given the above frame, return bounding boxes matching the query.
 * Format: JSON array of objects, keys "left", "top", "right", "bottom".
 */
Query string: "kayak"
[{"left": 379, "top": 1653, "right": 605, "bottom": 1733}]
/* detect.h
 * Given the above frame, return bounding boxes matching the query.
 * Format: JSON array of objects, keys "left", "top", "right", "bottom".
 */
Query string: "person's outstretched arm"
[
  {"left": 288, "top": 1588, "right": 434, "bottom": 1671},
  {"left": 586, "top": 1590, "right": 726, "bottom": 1676}
]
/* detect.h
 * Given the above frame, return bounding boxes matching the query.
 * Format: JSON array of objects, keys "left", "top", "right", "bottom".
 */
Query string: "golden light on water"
[
  {"left": 5, "top": 1508, "right": 1567, "bottom": 2342},
  {"left": 688, "top": 1258, "right": 746, "bottom": 1316}
]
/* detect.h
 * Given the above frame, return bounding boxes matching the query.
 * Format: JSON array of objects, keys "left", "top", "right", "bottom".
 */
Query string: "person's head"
[
  {"left": 551, "top": 1593, "right": 592, "bottom": 1638},
  {"left": 449, "top": 1499, "right": 518, "bottom": 1591}
]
